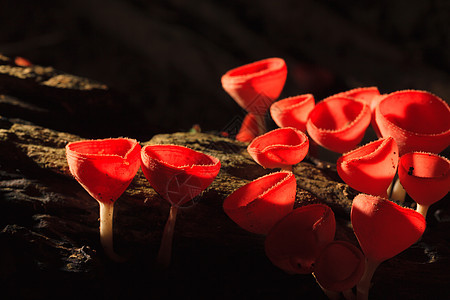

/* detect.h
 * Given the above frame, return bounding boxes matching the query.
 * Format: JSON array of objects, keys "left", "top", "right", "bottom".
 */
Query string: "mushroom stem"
[
  {"left": 356, "top": 258, "right": 380, "bottom": 300},
  {"left": 99, "top": 201, "right": 125, "bottom": 262},
  {"left": 415, "top": 203, "right": 430, "bottom": 218},
  {"left": 157, "top": 204, "right": 179, "bottom": 270},
  {"left": 386, "top": 180, "right": 393, "bottom": 199},
  {"left": 390, "top": 178, "right": 406, "bottom": 202},
  {"left": 254, "top": 113, "right": 266, "bottom": 136}
]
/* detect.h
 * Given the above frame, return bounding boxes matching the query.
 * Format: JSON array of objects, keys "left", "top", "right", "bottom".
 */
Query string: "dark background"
[{"left": 1, "top": 0, "right": 449, "bottom": 137}]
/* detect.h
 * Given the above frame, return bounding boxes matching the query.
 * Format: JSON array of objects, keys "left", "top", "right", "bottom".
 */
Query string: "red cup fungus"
[
  {"left": 235, "top": 112, "right": 262, "bottom": 142},
  {"left": 66, "top": 138, "right": 141, "bottom": 261},
  {"left": 15, "top": 56, "right": 33, "bottom": 67},
  {"left": 265, "top": 204, "right": 336, "bottom": 274},
  {"left": 313, "top": 240, "right": 365, "bottom": 293},
  {"left": 352, "top": 193, "right": 426, "bottom": 263},
  {"left": 351, "top": 193, "right": 426, "bottom": 300},
  {"left": 337, "top": 137, "right": 398, "bottom": 197},
  {"left": 398, "top": 152, "right": 450, "bottom": 218},
  {"left": 223, "top": 171, "right": 296, "bottom": 235},
  {"left": 331, "top": 86, "right": 381, "bottom": 113},
  {"left": 247, "top": 127, "right": 309, "bottom": 171},
  {"left": 140, "top": 144, "right": 221, "bottom": 269},
  {"left": 221, "top": 57, "right": 287, "bottom": 138},
  {"left": 140, "top": 144, "right": 221, "bottom": 207},
  {"left": 269, "top": 94, "right": 315, "bottom": 132},
  {"left": 331, "top": 86, "right": 383, "bottom": 137},
  {"left": 375, "top": 90, "right": 450, "bottom": 156},
  {"left": 306, "top": 96, "right": 371, "bottom": 153}
]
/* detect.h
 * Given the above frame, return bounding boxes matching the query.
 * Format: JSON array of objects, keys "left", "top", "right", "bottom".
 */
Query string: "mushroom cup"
[
  {"left": 247, "top": 127, "right": 309, "bottom": 171},
  {"left": 306, "top": 96, "right": 371, "bottom": 153},
  {"left": 265, "top": 204, "right": 336, "bottom": 274},
  {"left": 270, "top": 94, "right": 315, "bottom": 132},
  {"left": 375, "top": 90, "right": 450, "bottom": 156},
  {"left": 223, "top": 171, "right": 296, "bottom": 235},
  {"left": 331, "top": 87, "right": 380, "bottom": 110},
  {"left": 313, "top": 241, "right": 365, "bottom": 293},
  {"left": 66, "top": 138, "right": 141, "bottom": 204},
  {"left": 398, "top": 152, "right": 450, "bottom": 217},
  {"left": 221, "top": 57, "right": 287, "bottom": 116},
  {"left": 140, "top": 144, "right": 221, "bottom": 207},
  {"left": 331, "top": 86, "right": 382, "bottom": 137},
  {"left": 337, "top": 137, "right": 398, "bottom": 197},
  {"left": 222, "top": 57, "right": 287, "bottom": 138}
]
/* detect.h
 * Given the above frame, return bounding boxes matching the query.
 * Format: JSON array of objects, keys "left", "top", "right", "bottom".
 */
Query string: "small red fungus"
[
  {"left": 15, "top": 56, "right": 33, "bottom": 67},
  {"left": 331, "top": 87, "right": 383, "bottom": 137},
  {"left": 375, "top": 90, "right": 450, "bottom": 156},
  {"left": 66, "top": 138, "right": 141, "bottom": 261},
  {"left": 313, "top": 241, "right": 365, "bottom": 293},
  {"left": 265, "top": 204, "right": 336, "bottom": 274},
  {"left": 398, "top": 152, "right": 450, "bottom": 217},
  {"left": 269, "top": 94, "right": 315, "bottom": 132},
  {"left": 221, "top": 57, "right": 287, "bottom": 138},
  {"left": 223, "top": 171, "right": 296, "bottom": 235},
  {"left": 140, "top": 144, "right": 221, "bottom": 269},
  {"left": 351, "top": 193, "right": 426, "bottom": 300},
  {"left": 337, "top": 137, "right": 398, "bottom": 197},
  {"left": 351, "top": 193, "right": 426, "bottom": 261},
  {"left": 247, "top": 127, "right": 309, "bottom": 171},
  {"left": 331, "top": 87, "right": 381, "bottom": 113},
  {"left": 306, "top": 96, "right": 371, "bottom": 153},
  {"left": 235, "top": 112, "right": 262, "bottom": 142},
  {"left": 141, "top": 145, "right": 221, "bottom": 207}
]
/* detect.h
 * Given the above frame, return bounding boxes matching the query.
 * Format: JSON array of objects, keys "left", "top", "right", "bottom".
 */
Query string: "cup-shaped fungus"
[
  {"left": 313, "top": 241, "right": 365, "bottom": 295},
  {"left": 331, "top": 87, "right": 383, "bottom": 137},
  {"left": 66, "top": 138, "right": 141, "bottom": 261},
  {"left": 269, "top": 94, "right": 315, "bottom": 132},
  {"left": 247, "top": 127, "right": 309, "bottom": 172},
  {"left": 331, "top": 87, "right": 381, "bottom": 113},
  {"left": 398, "top": 152, "right": 450, "bottom": 218},
  {"left": 235, "top": 112, "right": 261, "bottom": 143},
  {"left": 337, "top": 137, "right": 399, "bottom": 197},
  {"left": 265, "top": 204, "right": 336, "bottom": 274},
  {"left": 223, "top": 171, "right": 296, "bottom": 235},
  {"left": 140, "top": 145, "right": 221, "bottom": 269},
  {"left": 351, "top": 193, "right": 426, "bottom": 300},
  {"left": 221, "top": 57, "right": 287, "bottom": 138},
  {"left": 375, "top": 90, "right": 450, "bottom": 156},
  {"left": 306, "top": 96, "right": 371, "bottom": 153}
]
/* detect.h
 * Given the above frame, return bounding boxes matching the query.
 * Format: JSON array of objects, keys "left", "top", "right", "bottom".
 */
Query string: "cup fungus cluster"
[
  {"left": 66, "top": 139, "right": 220, "bottom": 267},
  {"left": 63, "top": 58, "right": 449, "bottom": 298},
  {"left": 222, "top": 58, "right": 449, "bottom": 299}
]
